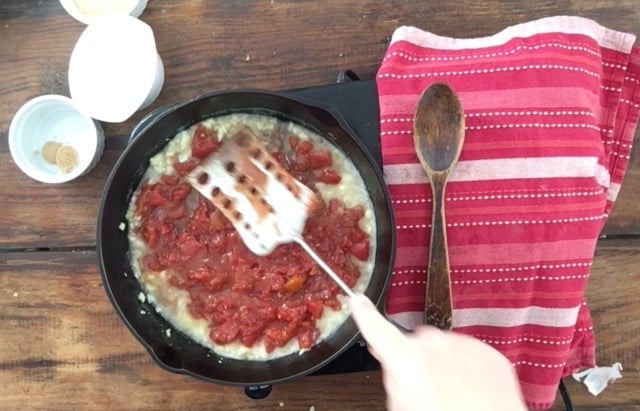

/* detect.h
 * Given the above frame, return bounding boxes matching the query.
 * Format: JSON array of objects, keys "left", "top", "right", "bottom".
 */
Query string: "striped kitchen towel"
[{"left": 378, "top": 16, "right": 640, "bottom": 409}]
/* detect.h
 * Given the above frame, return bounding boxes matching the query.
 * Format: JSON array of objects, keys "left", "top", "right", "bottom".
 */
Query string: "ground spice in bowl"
[{"left": 41, "top": 140, "right": 79, "bottom": 173}]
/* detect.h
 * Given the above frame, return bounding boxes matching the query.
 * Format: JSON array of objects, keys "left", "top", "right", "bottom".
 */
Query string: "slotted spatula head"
[{"left": 186, "top": 127, "right": 322, "bottom": 256}]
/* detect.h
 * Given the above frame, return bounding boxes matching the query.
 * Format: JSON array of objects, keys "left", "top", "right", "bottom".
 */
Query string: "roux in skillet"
[{"left": 126, "top": 113, "right": 376, "bottom": 360}]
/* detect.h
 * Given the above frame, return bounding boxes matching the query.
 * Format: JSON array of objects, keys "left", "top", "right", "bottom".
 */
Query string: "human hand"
[{"left": 349, "top": 294, "right": 527, "bottom": 411}]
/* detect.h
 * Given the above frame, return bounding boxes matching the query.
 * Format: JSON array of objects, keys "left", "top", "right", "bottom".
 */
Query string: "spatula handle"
[
  {"left": 296, "top": 238, "right": 356, "bottom": 299},
  {"left": 425, "top": 172, "right": 453, "bottom": 330}
]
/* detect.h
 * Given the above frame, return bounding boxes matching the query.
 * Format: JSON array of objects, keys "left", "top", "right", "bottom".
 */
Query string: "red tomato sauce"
[{"left": 134, "top": 124, "right": 371, "bottom": 353}]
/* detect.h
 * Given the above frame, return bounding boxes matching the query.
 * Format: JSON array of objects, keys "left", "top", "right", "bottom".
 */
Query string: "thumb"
[{"left": 349, "top": 293, "right": 407, "bottom": 364}]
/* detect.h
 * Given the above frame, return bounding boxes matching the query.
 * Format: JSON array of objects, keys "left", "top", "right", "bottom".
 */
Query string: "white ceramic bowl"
[
  {"left": 59, "top": 0, "right": 148, "bottom": 25},
  {"left": 68, "top": 14, "right": 165, "bottom": 123},
  {"left": 8, "top": 95, "right": 105, "bottom": 184}
]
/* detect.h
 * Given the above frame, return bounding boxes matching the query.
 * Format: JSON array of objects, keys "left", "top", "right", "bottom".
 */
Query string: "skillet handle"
[
  {"left": 336, "top": 69, "right": 360, "bottom": 83},
  {"left": 377, "top": 300, "right": 412, "bottom": 334},
  {"left": 388, "top": 318, "right": 412, "bottom": 334}
]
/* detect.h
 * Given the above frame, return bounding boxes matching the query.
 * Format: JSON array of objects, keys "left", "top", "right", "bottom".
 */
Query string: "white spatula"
[{"left": 185, "top": 127, "right": 356, "bottom": 298}]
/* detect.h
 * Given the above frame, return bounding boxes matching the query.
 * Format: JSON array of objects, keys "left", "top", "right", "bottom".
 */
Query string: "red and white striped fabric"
[{"left": 377, "top": 16, "right": 640, "bottom": 409}]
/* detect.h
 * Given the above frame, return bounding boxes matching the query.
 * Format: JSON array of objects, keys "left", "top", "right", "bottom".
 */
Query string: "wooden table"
[{"left": 1, "top": 1, "right": 638, "bottom": 410}]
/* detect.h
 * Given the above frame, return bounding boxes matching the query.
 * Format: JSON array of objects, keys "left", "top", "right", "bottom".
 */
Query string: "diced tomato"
[
  {"left": 191, "top": 124, "right": 219, "bottom": 158},
  {"left": 187, "top": 199, "right": 215, "bottom": 233},
  {"left": 210, "top": 320, "right": 240, "bottom": 344},
  {"left": 173, "top": 158, "right": 200, "bottom": 176},
  {"left": 296, "top": 140, "right": 313, "bottom": 155},
  {"left": 255, "top": 303, "right": 277, "bottom": 322},
  {"left": 277, "top": 302, "right": 307, "bottom": 324},
  {"left": 297, "top": 326, "right": 319, "bottom": 349},
  {"left": 264, "top": 324, "right": 295, "bottom": 349},
  {"left": 305, "top": 299, "right": 325, "bottom": 319},
  {"left": 316, "top": 168, "right": 341, "bottom": 184},
  {"left": 140, "top": 220, "right": 160, "bottom": 248},
  {"left": 254, "top": 271, "right": 284, "bottom": 294},
  {"left": 325, "top": 297, "right": 341, "bottom": 311},
  {"left": 345, "top": 205, "right": 365, "bottom": 222},
  {"left": 263, "top": 337, "right": 276, "bottom": 353},
  {"left": 294, "top": 153, "right": 310, "bottom": 171},
  {"left": 327, "top": 198, "right": 344, "bottom": 214},
  {"left": 349, "top": 239, "right": 370, "bottom": 261},
  {"left": 207, "top": 231, "right": 227, "bottom": 251},
  {"left": 177, "top": 233, "right": 203, "bottom": 256},
  {"left": 143, "top": 254, "right": 163, "bottom": 271},
  {"left": 204, "top": 271, "right": 228, "bottom": 292},
  {"left": 232, "top": 271, "right": 255, "bottom": 293},
  {"left": 240, "top": 332, "right": 261, "bottom": 347},
  {"left": 165, "top": 204, "right": 188, "bottom": 219},
  {"left": 308, "top": 150, "right": 332, "bottom": 169},
  {"left": 288, "top": 135, "right": 300, "bottom": 150},
  {"left": 158, "top": 222, "right": 174, "bottom": 235},
  {"left": 188, "top": 266, "right": 211, "bottom": 281},
  {"left": 161, "top": 175, "right": 180, "bottom": 185},
  {"left": 137, "top": 184, "right": 168, "bottom": 214}
]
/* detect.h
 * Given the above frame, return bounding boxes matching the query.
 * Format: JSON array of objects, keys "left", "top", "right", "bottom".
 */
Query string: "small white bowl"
[
  {"left": 59, "top": 0, "right": 148, "bottom": 25},
  {"left": 68, "top": 14, "right": 164, "bottom": 123},
  {"left": 8, "top": 95, "right": 105, "bottom": 184}
]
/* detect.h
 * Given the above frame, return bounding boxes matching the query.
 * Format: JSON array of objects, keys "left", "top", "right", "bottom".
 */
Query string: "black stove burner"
[{"left": 128, "top": 72, "right": 383, "bottom": 400}]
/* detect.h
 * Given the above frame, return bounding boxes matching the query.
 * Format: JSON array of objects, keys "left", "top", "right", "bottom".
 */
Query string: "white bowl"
[
  {"left": 68, "top": 14, "right": 165, "bottom": 123},
  {"left": 8, "top": 95, "right": 105, "bottom": 184},
  {"left": 59, "top": 0, "right": 148, "bottom": 25}
]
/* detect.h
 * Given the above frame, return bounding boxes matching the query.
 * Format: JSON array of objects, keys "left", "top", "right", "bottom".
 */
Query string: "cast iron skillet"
[{"left": 97, "top": 89, "right": 395, "bottom": 387}]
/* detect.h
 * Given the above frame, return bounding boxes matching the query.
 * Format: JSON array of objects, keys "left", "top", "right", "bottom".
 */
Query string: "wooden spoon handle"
[{"left": 425, "top": 172, "right": 453, "bottom": 330}]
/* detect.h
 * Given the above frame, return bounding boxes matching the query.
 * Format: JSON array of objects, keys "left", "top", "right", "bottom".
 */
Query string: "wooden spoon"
[{"left": 413, "top": 83, "right": 465, "bottom": 330}]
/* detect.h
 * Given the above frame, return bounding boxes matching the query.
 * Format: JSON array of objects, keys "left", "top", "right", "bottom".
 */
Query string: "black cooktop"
[
  {"left": 287, "top": 75, "right": 381, "bottom": 375},
  {"left": 287, "top": 75, "right": 381, "bottom": 166}
]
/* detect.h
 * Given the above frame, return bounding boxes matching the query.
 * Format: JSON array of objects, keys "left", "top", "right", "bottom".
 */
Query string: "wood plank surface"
[
  {"left": 1, "top": 0, "right": 639, "bottom": 249},
  {"left": 1, "top": 237, "right": 639, "bottom": 410},
  {"left": 1, "top": 1, "right": 640, "bottom": 410}
]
